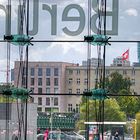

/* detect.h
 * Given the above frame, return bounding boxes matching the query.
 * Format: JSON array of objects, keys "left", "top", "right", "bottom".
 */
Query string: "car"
[
  {"left": 64, "top": 131, "right": 85, "bottom": 140},
  {"left": 37, "top": 130, "right": 85, "bottom": 140},
  {"left": 37, "top": 133, "right": 44, "bottom": 140},
  {"left": 48, "top": 131, "right": 66, "bottom": 140}
]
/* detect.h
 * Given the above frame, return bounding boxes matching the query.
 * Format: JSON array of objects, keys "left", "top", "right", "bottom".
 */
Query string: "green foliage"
[
  {"left": 105, "top": 71, "right": 140, "bottom": 118},
  {"left": 105, "top": 71, "right": 131, "bottom": 94},
  {"left": 136, "top": 113, "right": 140, "bottom": 139},
  {"left": 117, "top": 90, "right": 139, "bottom": 118},
  {"left": 76, "top": 99, "right": 126, "bottom": 130}
]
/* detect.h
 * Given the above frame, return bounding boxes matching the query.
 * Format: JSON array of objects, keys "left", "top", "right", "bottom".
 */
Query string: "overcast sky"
[{"left": 0, "top": 0, "right": 140, "bottom": 82}]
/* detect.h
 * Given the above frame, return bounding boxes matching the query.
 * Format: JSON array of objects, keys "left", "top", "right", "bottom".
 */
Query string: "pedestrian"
[
  {"left": 44, "top": 129, "right": 49, "bottom": 140},
  {"left": 37, "top": 128, "right": 41, "bottom": 134},
  {"left": 114, "top": 131, "right": 119, "bottom": 140}
]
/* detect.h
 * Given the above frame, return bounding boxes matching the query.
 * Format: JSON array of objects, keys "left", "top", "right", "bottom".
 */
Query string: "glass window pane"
[
  {"left": 68, "top": 89, "right": 72, "bottom": 94},
  {"left": 46, "top": 98, "right": 50, "bottom": 106},
  {"left": 54, "top": 78, "right": 58, "bottom": 86},
  {"left": 54, "top": 68, "right": 59, "bottom": 76},
  {"left": 54, "top": 88, "right": 58, "bottom": 94},
  {"left": 46, "top": 78, "right": 50, "bottom": 86},
  {"left": 46, "top": 88, "right": 50, "bottom": 94},
  {"left": 31, "top": 78, "right": 34, "bottom": 86},
  {"left": 38, "top": 78, "right": 42, "bottom": 86},
  {"left": 30, "top": 68, "right": 35, "bottom": 76},
  {"left": 38, "top": 88, "right": 42, "bottom": 94},
  {"left": 38, "top": 97, "right": 42, "bottom": 105},
  {"left": 54, "top": 98, "right": 58, "bottom": 106},
  {"left": 45, "top": 108, "right": 51, "bottom": 112},
  {"left": 38, "top": 68, "right": 42, "bottom": 76},
  {"left": 46, "top": 68, "right": 51, "bottom": 76},
  {"left": 37, "top": 107, "right": 42, "bottom": 112},
  {"left": 76, "top": 89, "right": 80, "bottom": 94}
]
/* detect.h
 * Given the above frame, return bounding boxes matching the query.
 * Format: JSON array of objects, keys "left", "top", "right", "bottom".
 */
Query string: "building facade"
[
  {"left": 12, "top": 61, "right": 140, "bottom": 113},
  {"left": 111, "top": 57, "right": 130, "bottom": 67},
  {"left": 13, "top": 61, "right": 77, "bottom": 112}
]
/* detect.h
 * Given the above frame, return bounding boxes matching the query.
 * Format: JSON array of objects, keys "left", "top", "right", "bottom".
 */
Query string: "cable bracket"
[
  {"left": 4, "top": 34, "right": 33, "bottom": 46},
  {"left": 84, "top": 35, "right": 111, "bottom": 46}
]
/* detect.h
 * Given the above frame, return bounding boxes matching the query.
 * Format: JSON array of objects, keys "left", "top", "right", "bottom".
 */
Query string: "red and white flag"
[{"left": 122, "top": 49, "right": 129, "bottom": 61}]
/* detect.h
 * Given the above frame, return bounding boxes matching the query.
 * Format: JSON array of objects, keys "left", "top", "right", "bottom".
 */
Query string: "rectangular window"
[
  {"left": 77, "top": 78, "right": 80, "bottom": 84},
  {"left": 68, "top": 69, "right": 73, "bottom": 74},
  {"left": 46, "top": 68, "right": 51, "bottom": 76},
  {"left": 38, "top": 88, "right": 42, "bottom": 94},
  {"left": 38, "top": 97, "right": 42, "bottom": 105},
  {"left": 68, "top": 104, "right": 73, "bottom": 112},
  {"left": 46, "top": 78, "right": 50, "bottom": 86},
  {"left": 37, "top": 107, "right": 42, "bottom": 112},
  {"left": 68, "top": 89, "right": 72, "bottom": 94},
  {"left": 46, "top": 97, "right": 50, "bottom": 106},
  {"left": 54, "top": 98, "right": 58, "bottom": 106},
  {"left": 76, "top": 70, "right": 80, "bottom": 75},
  {"left": 54, "top": 78, "right": 58, "bottom": 86},
  {"left": 38, "top": 78, "right": 42, "bottom": 86},
  {"left": 38, "top": 68, "right": 42, "bottom": 76},
  {"left": 76, "top": 89, "right": 80, "bottom": 94},
  {"left": 54, "top": 68, "right": 59, "bottom": 76},
  {"left": 76, "top": 104, "right": 80, "bottom": 113},
  {"left": 46, "top": 88, "right": 50, "bottom": 94},
  {"left": 54, "top": 88, "right": 58, "bottom": 94},
  {"left": 30, "top": 87, "right": 34, "bottom": 93},
  {"left": 84, "top": 78, "right": 88, "bottom": 85},
  {"left": 68, "top": 78, "right": 73, "bottom": 84},
  {"left": 45, "top": 108, "right": 51, "bottom": 112},
  {"left": 31, "top": 78, "right": 34, "bottom": 86},
  {"left": 30, "top": 68, "right": 35, "bottom": 76}
]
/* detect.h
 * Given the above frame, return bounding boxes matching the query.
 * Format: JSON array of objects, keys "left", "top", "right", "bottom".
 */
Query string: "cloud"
[
  {"left": 125, "top": 8, "right": 138, "bottom": 16},
  {"left": 49, "top": 34, "right": 85, "bottom": 54},
  {"left": 0, "top": 9, "right": 5, "bottom": 17}
]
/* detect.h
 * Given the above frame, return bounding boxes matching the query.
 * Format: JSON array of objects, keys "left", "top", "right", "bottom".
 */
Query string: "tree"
[
  {"left": 76, "top": 99, "right": 126, "bottom": 130},
  {"left": 105, "top": 72, "right": 140, "bottom": 118},
  {"left": 105, "top": 72, "right": 131, "bottom": 95},
  {"left": 116, "top": 90, "right": 139, "bottom": 118}
]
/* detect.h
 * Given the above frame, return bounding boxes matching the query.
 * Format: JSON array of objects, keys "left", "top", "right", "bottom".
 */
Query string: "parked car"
[
  {"left": 37, "top": 130, "right": 85, "bottom": 140},
  {"left": 64, "top": 131, "right": 85, "bottom": 140}
]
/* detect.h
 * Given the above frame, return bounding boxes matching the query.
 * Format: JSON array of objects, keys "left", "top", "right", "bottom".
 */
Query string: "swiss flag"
[{"left": 122, "top": 49, "right": 129, "bottom": 61}]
